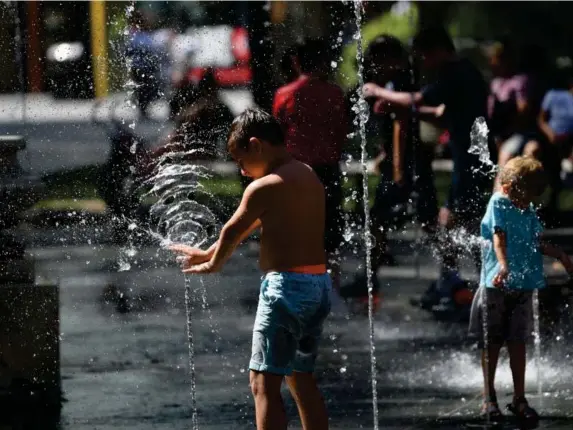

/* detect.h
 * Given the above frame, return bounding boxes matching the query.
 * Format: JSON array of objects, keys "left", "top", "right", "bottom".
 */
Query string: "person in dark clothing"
[
  {"left": 342, "top": 35, "right": 440, "bottom": 301},
  {"left": 363, "top": 27, "right": 494, "bottom": 310},
  {"left": 126, "top": 10, "right": 163, "bottom": 118},
  {"left": 365, "top": 35, "right": 439, "bottom": 268},
  {"left": 279, "top": 44, "right": 300, "bottom": 86}
]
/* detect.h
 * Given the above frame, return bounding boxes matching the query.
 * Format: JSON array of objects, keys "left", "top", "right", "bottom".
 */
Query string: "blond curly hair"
[{"left": 499, "top": 156, "right": 546, "bottom": 197}]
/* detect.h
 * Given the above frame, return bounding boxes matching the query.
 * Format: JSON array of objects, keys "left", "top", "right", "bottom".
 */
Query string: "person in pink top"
[
  {"left": 273, "top": 39, "right": 348, "bottom": 296},
  {"left": 488, "top": 42, "right": 544, "bottom": 189}
]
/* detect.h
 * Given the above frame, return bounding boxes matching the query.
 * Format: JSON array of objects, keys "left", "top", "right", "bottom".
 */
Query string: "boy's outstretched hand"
[
  {"left": 182, "top": 261, "right": 218, "bottom": 274},
  {"left": 493, "top": 265, "right": 509, "bottom": 288},
  {"left": 168, "top": 244, "right": 210, "bottom": 269},
  {"left": 362, "top": 82, "right": 383, "bottom": 99}
]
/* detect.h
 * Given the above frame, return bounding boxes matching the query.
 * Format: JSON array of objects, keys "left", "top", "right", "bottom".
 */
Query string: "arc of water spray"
[{"left": 353, "top": 1, "right": 379, "bottom": 428}]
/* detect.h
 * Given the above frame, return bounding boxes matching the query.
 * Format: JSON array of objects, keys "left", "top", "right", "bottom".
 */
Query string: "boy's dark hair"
[
  {"left": 228, "top": 108, "right": 284, "bottom": 151},
  {"left": 413, "top": 27, "right": 455, "bottom": 54},
  {"left": 365, "top": 35, "right": 405, "bottom": 64},
  {"left": 296, "top": 38, "right": 330, "bottom": 74},
  {"left": 364, "top": 35, "right": 406, "bottom": 81}
]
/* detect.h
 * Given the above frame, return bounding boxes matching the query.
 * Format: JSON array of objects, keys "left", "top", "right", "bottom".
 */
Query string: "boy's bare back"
[{"left": 251, "top": 159, "right": 326, "bottom": 272}]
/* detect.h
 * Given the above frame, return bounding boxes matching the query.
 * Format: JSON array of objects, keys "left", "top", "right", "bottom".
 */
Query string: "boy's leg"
[
  {"left": 250, "top": 371, "right": 288, "bottom": 430},
  {"left": 369, "top": 174, "right": 407, "bottom": 269},
  {"left": 482, "top": 343, "right": 503, "bottom": 400},
  {"left": 285, "top": 372, "right": 329, "bottom": 430},
  {"left": 250, "top": 274, "right": 300, "bottom": 429},
  {"left": 471, "top": 288, "right": 506, "bottom": 406},
  {"left": 507, "top": 341, "right": 527, "bottom": 400},
  {"left": 289, "top": 282, "right": 331, "bottom": 429},
  {"left": 507, "top": 292, "right": 534, "bottom": 402}
]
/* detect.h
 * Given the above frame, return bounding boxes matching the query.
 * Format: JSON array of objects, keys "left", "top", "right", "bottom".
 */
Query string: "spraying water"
[
  {"left": 185, "top": 276, "right": 199, "bottom": 430},
  {"left": 141, "top": 141, "right": 220, "bottom": 428},
  {"left": 480, "top": 286, "right": 491, "bottom": 425},
  {"left": 353, "top": 1, "right": 379, "bottom": 428},
  {"left": 468, "top": 117, "right": 497, "bottom": 175},
  {"left": 532, "top": 289, "right": 542, "bottom": 410}
]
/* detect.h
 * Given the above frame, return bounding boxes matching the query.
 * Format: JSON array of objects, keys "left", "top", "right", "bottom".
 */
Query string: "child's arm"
[
  {"left": 540, "top": 241, "right": 573, "bottom": 274},
  {"left": 170, "top": 220, "right": 261, "bottom": 267},
  {"left": 492, "top": 230, "right": 509, "bottom": 287},
  {"left": 363, "top": 83, "right": 423, "bottom": 109},
  {"left": 417, "top": 104, "right": 446, "bottom": 126},
  {"left": 538, "top": 91, "right": 556, "bottom": 143},
  {"left": 538, "top": 110, "right": 555, "bottom": 143},
  {"left": 183, "top": 181, "right": 267, "bottom": 273}
]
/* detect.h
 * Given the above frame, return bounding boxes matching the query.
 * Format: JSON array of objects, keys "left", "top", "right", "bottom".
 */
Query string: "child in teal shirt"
[{"left": 470, "top": 156, "right": 573, "bottom": 422}]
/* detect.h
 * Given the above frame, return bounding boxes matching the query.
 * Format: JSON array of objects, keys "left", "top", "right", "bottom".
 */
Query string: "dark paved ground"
[{"left": 6, "top": 221, "right": 571, "bottom": 430}]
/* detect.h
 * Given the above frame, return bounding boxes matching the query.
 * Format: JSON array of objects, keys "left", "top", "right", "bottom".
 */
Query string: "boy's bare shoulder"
[
  {"left": 250, "top": 161, "right": 319, "bottom": 192},
  {"left": 244, "top": 175, "right": 283, "bottom": 201},
  {"left": 278, "top": 159, "right": 316, "bottom": 177}
]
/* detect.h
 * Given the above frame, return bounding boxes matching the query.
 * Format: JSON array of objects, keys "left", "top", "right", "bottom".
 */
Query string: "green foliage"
[{"left": 106, "top": 4, "right": 130, "bottom": 92}]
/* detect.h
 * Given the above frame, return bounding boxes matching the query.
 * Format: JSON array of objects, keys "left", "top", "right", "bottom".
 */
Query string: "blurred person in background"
[
  {"left": 363, "top": 27, "right": 492, "bottom": 312},
  {"left": 538, "top": 66, "right": 573, "bottom": 189},
  {"left": 126, "top": 9, "right": 165, "bottom": 118},
  {"left": 278, "top": 44, "right": 300, "bottom": 86},
  {"left": 170, "top": 69, "right": 233, "bottom": 122},
  {"left": 488, "top": 41, "right": 545, "bottom": 190},
  {"left": 344, "top": 35, "right": 439, "bottom": 302},
  {"left": 168, "top": 70, "right": 234, "bottom": 160},
  {"left": 273, "top": 38, "right": 348, "bottom": 301},
  {"left": 153, "top": 101, "right": 232, "bottom": 163}
]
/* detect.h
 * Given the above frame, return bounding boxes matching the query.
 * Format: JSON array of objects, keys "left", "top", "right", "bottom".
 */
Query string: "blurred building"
[
  {"left": 2, "top": 1, "right": 572, "bottom": 97},
  {"left": 0, "top": 1, "right": 93, "bottom": 95}
]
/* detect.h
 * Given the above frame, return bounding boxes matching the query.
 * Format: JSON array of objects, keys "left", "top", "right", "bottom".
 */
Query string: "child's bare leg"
[
  {"left": 285, "top": 371, "right": 329, "bottom": 430},
  {"left": 372, "top": 225, "right": 391, "bottom": 269},
  {"left": 507, "top": 341, "right": 527, "bottom": 400},
  {"left": 327, "top": 253, "right": 341, "bottom": 292},
  {"left": 250, "top": 371, "right": 288, "bottom": 430},
  {"left": 482, "top": 343, "right": 502, "bottom": 400}
]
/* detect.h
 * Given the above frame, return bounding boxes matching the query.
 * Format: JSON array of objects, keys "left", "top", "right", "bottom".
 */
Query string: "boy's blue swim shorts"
[{"left": 249, "top": 271, "right": 331, "bottom": 375}]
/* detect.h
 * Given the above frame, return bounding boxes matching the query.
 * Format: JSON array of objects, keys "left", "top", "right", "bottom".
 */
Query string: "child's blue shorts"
[{"left": 249, "top": 271, "right": 331, "bottom": 376}]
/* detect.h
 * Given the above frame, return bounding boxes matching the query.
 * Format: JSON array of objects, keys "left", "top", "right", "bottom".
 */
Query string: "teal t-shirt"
[{"left": 480, "top": 192, "right": 545, "bottom": 290}]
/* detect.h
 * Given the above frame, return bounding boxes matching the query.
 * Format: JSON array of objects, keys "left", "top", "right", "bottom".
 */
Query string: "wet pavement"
[{"left": 7, "top": 221, "right": 572, "bottom": 429}]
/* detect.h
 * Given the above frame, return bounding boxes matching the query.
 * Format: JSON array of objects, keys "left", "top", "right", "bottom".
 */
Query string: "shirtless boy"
[{"left": 170, "top": 108, "right": 331, "bottom": 430}]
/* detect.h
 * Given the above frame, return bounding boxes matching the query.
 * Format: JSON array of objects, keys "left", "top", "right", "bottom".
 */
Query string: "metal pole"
[
  {"left": 90, "top": 0, "right": 109, "bottom": 99},
  {"left": 26, "top": 1, "right": 43, "bottom": 93}
]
